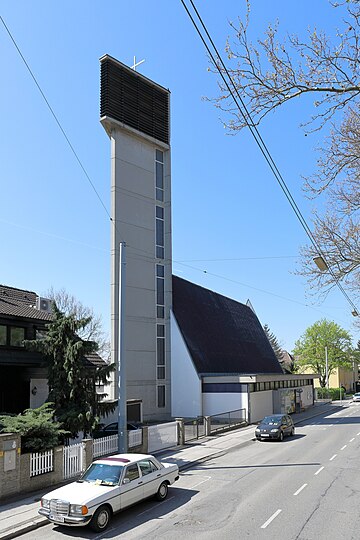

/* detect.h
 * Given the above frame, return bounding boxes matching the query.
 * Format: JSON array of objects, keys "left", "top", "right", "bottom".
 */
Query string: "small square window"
[
  {"left": 156, "top": 149, "right": 163, "bottom": 163},
  {"left": 10, "top": 327, "right": 25, "bottom": 347},
  {"left": 157, "top": 306, "right": 164, "bottom": 318},
  {"left": 0, "top": 325, "right": 6, "bottom": 346},
  {"left": 156, "top": 278, "right": 164, "bottom": 305},
  {"left": 157, "top": 341, "right": 165, "bottom": 366},
  {"left": 156, "top": 206, "right": 164, "bottom": 219},
  {"left": 157, "top": 325, "right": 165, "bottom": 337},
  {"left": 156, "top": 188, "right": 164, "bottom": 202},
  {"left": 156, "top": 246, "right": 164, "bottom": 259},
  {"left": 157, "top": 385, "right": 165, "bottom": 408},
  {"left": 156, "top": 162, "right": 164, "bottom": 188},
  {"left": 157, "top": 366, "right": 165, "bottom": 380},
  {"left": 156, "top": 264, "right": 165, "bottom": 277}
]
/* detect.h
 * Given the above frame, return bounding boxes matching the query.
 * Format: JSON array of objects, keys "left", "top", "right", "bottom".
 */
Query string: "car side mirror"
[{"left": 122, "top": 478, "right": 130, "bottom": 485}]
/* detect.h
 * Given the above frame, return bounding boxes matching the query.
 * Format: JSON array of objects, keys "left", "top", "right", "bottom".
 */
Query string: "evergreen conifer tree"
[
  {"left": 263, "top": 323, "right": 284, "bottom": 364},
  {"left": 26, "top": 303, "right": 115, "bottom": 438}
]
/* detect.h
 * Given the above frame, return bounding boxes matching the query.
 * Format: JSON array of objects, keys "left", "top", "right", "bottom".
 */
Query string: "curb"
[{"left": 0, "top": 517, "right": 48, "bottom": 540}]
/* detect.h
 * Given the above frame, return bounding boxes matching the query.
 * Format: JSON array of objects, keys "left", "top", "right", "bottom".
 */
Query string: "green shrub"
[
  {"left": 316, "top": 387, "right": 345, "bottom": 400},
  {"left": 0, "top": 403, "right": 67, "bottom": 452}
]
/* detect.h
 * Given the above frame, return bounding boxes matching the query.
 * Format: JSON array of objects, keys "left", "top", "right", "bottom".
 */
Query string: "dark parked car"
[
  {"left": 93, "top": 422, "right": 142, "bottom": 439},
  {"left": 255, "top": 414, "right": 295, "bottom": 441}
]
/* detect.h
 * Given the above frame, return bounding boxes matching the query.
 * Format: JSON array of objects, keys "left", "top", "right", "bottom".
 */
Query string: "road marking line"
[
  {"left": 357, "top": 432, "right": 360, "bottom": 436},
  {"left": 340, "top": 445, "right": 347, "bottom": 450},
  {"left": 293, "top": 483, "right": 307, "bottom": 496},
  {"left": 349, "top": 438, "right": 355, "bottom": 442},
  {"left": 137, "top": 496, "right": 175, "bottom": 516},
  {"left": 189, "top": 476, "right": 212, "bottom": 489},
  {"left": 93, "top": 527, "right": 117, "bottom": 540},
  {"left": 329, "top": 454, "right": 337, "bottom": 461},
  {"left": 261, "top": 509, "right": 282, "bottom": 529},
  {"left": 314, "top": 466, "right": 324, "bottom": 475}
]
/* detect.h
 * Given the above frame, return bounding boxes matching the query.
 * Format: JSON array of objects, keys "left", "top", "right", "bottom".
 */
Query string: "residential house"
[
  {"left": 300, "top": 365, "right": 357, "bottom": 393},
  {"left": 0, "top": 284, "right": 108, "bottom": 415}
]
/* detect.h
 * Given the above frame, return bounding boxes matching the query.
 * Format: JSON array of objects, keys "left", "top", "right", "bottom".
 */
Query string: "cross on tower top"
[{"left": 131, "top": 56, "right": 145, "bottom": 71}]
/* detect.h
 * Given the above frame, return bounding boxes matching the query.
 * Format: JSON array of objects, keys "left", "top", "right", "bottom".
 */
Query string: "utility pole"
[
  {"left": 118, "top": 242, "right": 127, "bottom": 453},
  {"left": 325, "top": 346, "right": 329, "bottom": 398}
]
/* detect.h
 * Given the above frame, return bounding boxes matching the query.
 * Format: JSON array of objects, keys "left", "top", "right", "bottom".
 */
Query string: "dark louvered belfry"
[{"left": 100, "top": 55, "right": 170, "bottom": 145}]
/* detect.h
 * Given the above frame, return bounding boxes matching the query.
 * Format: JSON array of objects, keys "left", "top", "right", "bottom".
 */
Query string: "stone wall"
[{"left": 0, "top": 434, "right": 65, "bottom": 502}]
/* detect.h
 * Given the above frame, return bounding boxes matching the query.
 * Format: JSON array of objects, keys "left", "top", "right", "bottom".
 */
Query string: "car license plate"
[
  {"left": 261, "top": 434, "right": 269, "bottom": 437},
  {"left": 49, "top": 514, "right": 65, "bottom": 523}
]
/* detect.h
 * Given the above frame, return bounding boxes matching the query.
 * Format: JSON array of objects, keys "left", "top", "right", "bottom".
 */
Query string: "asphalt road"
[{"left": 24, "top": 404, "right": 360, "bottom": 540}]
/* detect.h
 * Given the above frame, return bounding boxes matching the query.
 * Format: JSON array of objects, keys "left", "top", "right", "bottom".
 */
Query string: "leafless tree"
[
  {"left": 209, "top": 0, "right": 360, "bottom": 301},
  {"left": 45, "top": 287, "right": 111, "bottom": 361}
]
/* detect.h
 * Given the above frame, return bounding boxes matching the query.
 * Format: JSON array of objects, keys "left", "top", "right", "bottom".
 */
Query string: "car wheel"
[
  {"left": 155, "top": 481, "right": 168, "bottom": 501},
  {"left": 90, "top": 505, "right": 112, "bottom": 532},
  {"left": 278, "top": 431, "right": 284, "bottom": 441},
  {"left": 290, "top": 427, "right": 295, "bottom": 437}
]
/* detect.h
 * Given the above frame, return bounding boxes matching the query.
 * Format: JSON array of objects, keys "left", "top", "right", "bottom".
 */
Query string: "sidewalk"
[{"left": 0, "top": 401, "right": 346, "bottom": 540}]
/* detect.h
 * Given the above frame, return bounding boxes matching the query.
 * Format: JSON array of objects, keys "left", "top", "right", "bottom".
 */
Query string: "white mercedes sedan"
[{"left": 39, "top": 453, "right": 179, "bottom": 532}]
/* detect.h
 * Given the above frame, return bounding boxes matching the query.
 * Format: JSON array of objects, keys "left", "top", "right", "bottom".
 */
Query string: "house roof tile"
[
  {"left": 0, "top": 284, "right": 105, "bottom": 367},
  {"left": 0, "top": 284, "right": 52, "bottom": 321}
]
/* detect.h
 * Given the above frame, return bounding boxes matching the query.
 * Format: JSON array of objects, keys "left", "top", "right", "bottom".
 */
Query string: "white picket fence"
[
  {"left": 92, "top": 429, "right": 143, "bottom": 459},
  {"left": 93, "top": 434, "right": 118, "bottom": 458},
  {"left": 30, "top": 449, "right": 54, "bottom": 477},
  {"left": 63, "top": 442, "right": 85, "bottom": 479}
]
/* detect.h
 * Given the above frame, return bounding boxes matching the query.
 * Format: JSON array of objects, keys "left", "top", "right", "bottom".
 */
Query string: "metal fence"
[
  {"left": 209, "top": 409, "right": 247, "bottom": 435},
  {"left": 30, "top": 449, "right": 54, "bottom": 477},
  {"left": 148, "top": 422, "right": 178, "bottom": 453},
  {"left": 184, "top": 417, "right": 206, "bottom": 442}
]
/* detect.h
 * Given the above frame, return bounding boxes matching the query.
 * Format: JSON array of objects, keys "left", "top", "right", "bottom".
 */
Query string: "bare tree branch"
[
  {"left": 45, "top": 287, "right": 110, "bottom": 361},
  {"left": 209, "top": 1, "right": 360, "bottom": 302}
]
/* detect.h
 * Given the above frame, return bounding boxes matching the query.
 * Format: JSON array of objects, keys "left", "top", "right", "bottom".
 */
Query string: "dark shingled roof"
[
  {"left": 0, "top": 284, "right": 106, "bottom": 368},
  {"left": 172, "top": 276, "right": 283, "bottom": 375},
  {"left": 0, "top": 284, "right": 52, "bottom": 321}
]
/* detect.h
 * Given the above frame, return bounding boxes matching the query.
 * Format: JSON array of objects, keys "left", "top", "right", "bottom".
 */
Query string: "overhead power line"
[
  {"left": 173, "top": 261, "right": 349, "bottom": 325},
  {"left": 180, "top": 0, "right": 359, "bottom": 315},
  {"left": 0, "top": 15, "right": 156, "bottom": 263}
]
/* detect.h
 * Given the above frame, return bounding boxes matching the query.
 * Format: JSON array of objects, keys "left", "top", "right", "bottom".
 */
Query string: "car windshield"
[
  {"left": 262, "top": 416, "right": 282, "bottom": 426},
  {"left": 79, "top": 463, "right": 124, "bottom": 486}
]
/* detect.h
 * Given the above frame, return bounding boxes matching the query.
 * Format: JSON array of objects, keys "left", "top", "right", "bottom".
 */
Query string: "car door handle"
[
  {"left": 138, "top": 481, "right": 143, "bottom": 484},
  {"left": 157, "top": 474, "right": 161, "bottom": 477}
]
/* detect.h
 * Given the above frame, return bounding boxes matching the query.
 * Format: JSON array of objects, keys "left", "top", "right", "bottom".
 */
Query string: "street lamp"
[
  {"left": 313, "top": 257, "right": 359, "bottom": 318},
  {"left": 313, "top": 256, "right": 328, "bottom": 272}
]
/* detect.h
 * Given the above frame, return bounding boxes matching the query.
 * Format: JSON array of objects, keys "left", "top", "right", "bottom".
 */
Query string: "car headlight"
[
  {"left": 255, "top": 428, "right": 260, "bottom": 432},
  {"left": 41, "top": 498, "right": 50, "bottom": 509},
  {"left": 270, "top": 429, "right": 279, "bottom": 433},
  {"left": 70, "top": 504, "right": 88, "bottom": 516}
]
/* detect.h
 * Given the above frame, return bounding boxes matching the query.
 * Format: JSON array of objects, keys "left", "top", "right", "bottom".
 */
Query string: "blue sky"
[{"left": 1, "top": 0, "right": 358, "bottom": 352}]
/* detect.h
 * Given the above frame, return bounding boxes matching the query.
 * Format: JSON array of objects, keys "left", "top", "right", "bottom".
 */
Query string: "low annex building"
[{"left": 171, "top": 276, "right": 317, "bottom": 423}]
